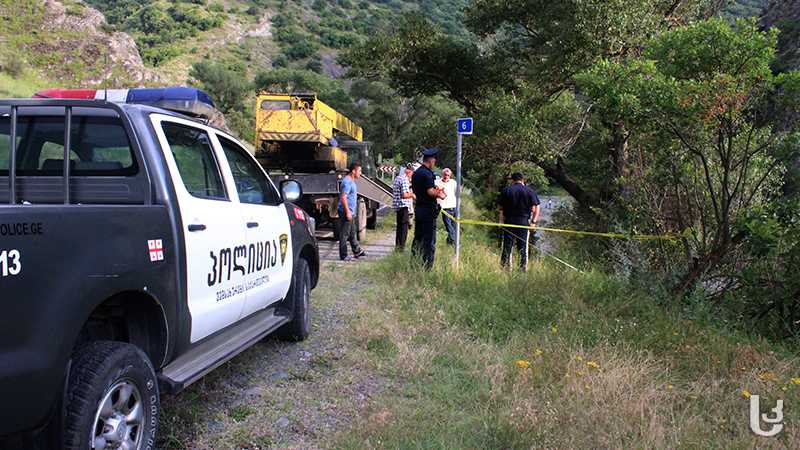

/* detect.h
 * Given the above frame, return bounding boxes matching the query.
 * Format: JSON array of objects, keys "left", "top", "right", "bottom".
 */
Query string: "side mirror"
[{"left": 280, "top": 179, "right": 303, "bottom": 203}]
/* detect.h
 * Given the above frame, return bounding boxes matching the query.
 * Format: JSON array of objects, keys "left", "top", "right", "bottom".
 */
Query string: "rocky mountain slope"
[
  {"left": 0, "top": 0, "right": 162, "bottom": 90},
  {"left": 761, "top": 0, "right": 800, "bottom": 71}
]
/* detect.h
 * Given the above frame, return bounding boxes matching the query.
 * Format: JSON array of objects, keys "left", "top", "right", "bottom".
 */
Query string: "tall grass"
[
  {"left": 336, "top": 212, "right": 800, "bottom": 448},
  {"left": 0, "top": 71, "right": 50, "bottom": 98}
]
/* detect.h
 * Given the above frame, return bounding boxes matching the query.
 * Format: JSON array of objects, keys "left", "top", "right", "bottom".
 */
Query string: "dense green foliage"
[
  {"left": 724, "top": 0, "right": 769, "bottom": 17},
  {"left": 349, "top": 1, "right": 800, "bottom": 339},
  {"left": 84, "top": 0, "right": 225, "bottom": 65}
]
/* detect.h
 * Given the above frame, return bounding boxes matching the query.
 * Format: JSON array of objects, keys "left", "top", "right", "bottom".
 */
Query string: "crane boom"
[{"left": 255, "top": 92, "right": 362, "bottom": 150}]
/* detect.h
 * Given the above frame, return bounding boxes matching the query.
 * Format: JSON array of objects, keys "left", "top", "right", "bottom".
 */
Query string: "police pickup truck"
[{"left": 0, "top": 87, "right": 319, "bottom": 449}]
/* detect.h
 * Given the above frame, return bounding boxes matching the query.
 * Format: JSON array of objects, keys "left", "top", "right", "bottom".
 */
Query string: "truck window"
[
  {"left": 260, "top": 100, "right": 291, "bottom": 111},
  {"left": 0, "top": 115, "right": 137, "bottom": 176},
  {"left": 162, "top": 122, "right": 227, "bottom": 201},
  {"left": 217, "top": 135, "right": 281, "bottom": 205}
]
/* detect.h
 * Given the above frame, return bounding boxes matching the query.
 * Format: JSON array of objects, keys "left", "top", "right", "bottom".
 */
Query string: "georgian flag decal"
[{"left": 148, "top": 239, "right": 164, "bottom": 262}]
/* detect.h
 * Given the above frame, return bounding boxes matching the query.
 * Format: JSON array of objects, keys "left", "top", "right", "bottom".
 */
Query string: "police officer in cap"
[
  {"left": 411, "top": 148, "right": 447, "bottom": 269},
  {"left": 498, "top": 172, "right": 541, "bottom": 271}
]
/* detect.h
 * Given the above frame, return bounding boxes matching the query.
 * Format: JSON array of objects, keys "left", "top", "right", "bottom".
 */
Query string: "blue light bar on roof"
[
  {"left": 125, "top": 87, "right": 215, "bottom": 108},
  {"left": 126, "top": 87, "right": 217, "bottom": 119},
  {"left": 33, "top": 86, "right": 220, "bottom": 120}
]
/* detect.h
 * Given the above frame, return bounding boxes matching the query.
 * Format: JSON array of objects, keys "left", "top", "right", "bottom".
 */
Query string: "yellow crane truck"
[{"left": 254, "top": 92, "right": 392, "bottom": 240}]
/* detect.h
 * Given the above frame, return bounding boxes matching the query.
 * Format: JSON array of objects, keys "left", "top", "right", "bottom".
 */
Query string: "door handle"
[
  {"left": 247, "top": 222, "right": 259, "bottom": 228},
  {"left": 188, "top": 224, "right": 207, "bottom": 232}
]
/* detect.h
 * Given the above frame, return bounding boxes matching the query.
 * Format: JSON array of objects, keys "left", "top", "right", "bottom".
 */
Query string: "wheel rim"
[{"left": 90, "top": 379, "right": 144, "bottom": 450}]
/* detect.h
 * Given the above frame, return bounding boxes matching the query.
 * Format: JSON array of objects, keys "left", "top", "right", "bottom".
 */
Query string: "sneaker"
[
  {"left": 340, "top": 256, "right": 353, "bottom": 262},
  {"left": 354, "top": 250, "right": 367, "bottom": 259}
]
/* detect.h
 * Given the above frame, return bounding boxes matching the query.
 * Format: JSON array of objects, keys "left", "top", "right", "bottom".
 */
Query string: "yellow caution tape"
[{"left": 441, "top": 209, "right": 683, "bottom": 241}]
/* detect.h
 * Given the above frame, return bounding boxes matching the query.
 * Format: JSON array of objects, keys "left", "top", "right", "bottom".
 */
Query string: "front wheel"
[
  {"left": 63, "top": 341, "right": 159, "bottom": 450},
  {"left": 276, "top": 258, "right": 311, "bottom": 341}
]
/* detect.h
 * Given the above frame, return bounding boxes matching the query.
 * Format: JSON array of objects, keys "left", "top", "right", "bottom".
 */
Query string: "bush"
[
  {"left": 734, "top": 200, "right": 800, "bottom": 339},
  {"left": 274, "top": 25, "right": 304, "bottom": 44},
  {"left": 272, "top": 55, "right": 288, "bottom": 68},
  {"left": 305, "top": 59, "right": 323, "bottom": 73},
  {"left": 283, "top": 41, "right": 319, "bottom": 60},
  {"left": 319, "top": 29, "right": 360, "bottom": 48},
  {"left": 0, "top": 54, "right": 24, "bottom": 77}
]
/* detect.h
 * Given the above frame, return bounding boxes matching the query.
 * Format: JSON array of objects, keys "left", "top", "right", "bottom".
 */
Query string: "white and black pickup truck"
[{"left": 0, "top": 88, "right": 320, "bottom": 449}]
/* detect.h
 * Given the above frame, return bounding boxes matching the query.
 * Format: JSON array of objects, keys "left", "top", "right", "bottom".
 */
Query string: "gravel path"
[{"left": 158, "top": 231, "right": 395, "bottom": 449}]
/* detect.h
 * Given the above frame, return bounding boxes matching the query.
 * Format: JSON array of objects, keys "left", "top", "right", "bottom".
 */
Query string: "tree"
[
  {"left": 189, "top": 61, "right": 250, "bottom": 113},
  {"left": 344, "top": 13, "right": 510, "bottom": 114},
  {"left": 576, "top": 18, "right": 800, "bottom": 295}
]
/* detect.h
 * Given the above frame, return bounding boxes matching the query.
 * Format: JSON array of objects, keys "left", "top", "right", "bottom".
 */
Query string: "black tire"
[
  {"left": 276, "top": 258, "right": 311, "bottom": 341},
  {"left": 63, "top": 341, "right": 159, "bottom": 450}
]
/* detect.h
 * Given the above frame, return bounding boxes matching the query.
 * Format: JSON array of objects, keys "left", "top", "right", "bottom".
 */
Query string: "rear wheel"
[
  {"left": 276, "top": 258, "right": 311, "bottom": 341},
  {"left": 63, "top": 341, "right": 159, "bottom": 450}
]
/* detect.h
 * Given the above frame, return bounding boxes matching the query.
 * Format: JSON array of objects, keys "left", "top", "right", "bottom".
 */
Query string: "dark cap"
[
  {"left": 510, "top": 172, "right": 524, "bottom": 181},
  {"left": 422, "top": 147, "right": 440, "bottom": 158}
]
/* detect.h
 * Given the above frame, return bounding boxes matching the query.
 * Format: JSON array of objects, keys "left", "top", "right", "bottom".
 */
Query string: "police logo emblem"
[{"left": 280, "top": 234, "right": 288, "bottom": 265}]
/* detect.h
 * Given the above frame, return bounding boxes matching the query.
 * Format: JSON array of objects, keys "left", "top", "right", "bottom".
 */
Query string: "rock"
[
  {"left": 244, "top": 386, "right": 262, "bottom": 397},
  {"left": 270, "top": 370, "right": 290, "bottom": 381},
  {"left": 41, "top": 0, "right": 161, "bottom": 86},
  {"left": 275, "top": 416, "right": 291, "bottom": 429},
  {"left": 207, "top": 420, "right": 225, "bottom": 433}
]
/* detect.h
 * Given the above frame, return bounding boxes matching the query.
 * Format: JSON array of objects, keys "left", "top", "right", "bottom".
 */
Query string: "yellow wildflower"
[
  {"left": 586, "top": 361, "right": 600, "bottom": 369},
  {"left": 551, "top": 325, "right": 558, "bottom": 334},
  {"left": 533, "top": 349, "right": 544, "bottom": 357},
  {"left": 577, "top": 371, "right": 586, "bottom": 377},
  {"left": 667, "top": 384, "right": 674, "bottom": 390},
  {"left": 575, "top": 355, "right": 584, "bottom": 361},
  {"left": 791, "top": 377, "right": 800, "bottom": 385},
  {"left": 758, "top": 372, "right": 777, "bottom": 382},
  {"left": 515, "top": 359, "right": 531, "bottom": 369},
  {"left": 782, "top": 387, "right": 788, "bottom": 391},
  {"left": 742, "top": 389, "right": 752, "bottom": 398}
]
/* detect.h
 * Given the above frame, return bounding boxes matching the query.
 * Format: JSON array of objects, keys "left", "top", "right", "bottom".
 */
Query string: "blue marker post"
[{"left": 455, "top": 117, "right": 473, "bottom": 269}]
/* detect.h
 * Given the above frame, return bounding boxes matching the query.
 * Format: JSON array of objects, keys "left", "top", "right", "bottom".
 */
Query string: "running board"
[{"left": 158, "top": 308, "right": 289, "bottom": 394}]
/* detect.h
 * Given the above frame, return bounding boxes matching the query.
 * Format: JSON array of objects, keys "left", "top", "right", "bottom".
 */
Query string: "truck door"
[
  {"left": 152, "top": 115, "right": 248, "bottom": 343},
  {"left": 214, "top": 133, "right": 293, "bottom": 318}
]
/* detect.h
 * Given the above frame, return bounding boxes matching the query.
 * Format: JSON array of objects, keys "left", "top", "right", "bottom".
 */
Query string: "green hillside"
[
  {"left": 0, "top": 0, "right": 468, "bottom": 149},
  {"left": 724, "top": 0, "right": 768, "bottom": 17},
  {"left": 81, "top": 0, "right": 468, "bottom": 77}
]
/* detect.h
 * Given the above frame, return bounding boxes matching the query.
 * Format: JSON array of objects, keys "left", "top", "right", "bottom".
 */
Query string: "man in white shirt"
[{"left": 437, "top": 168, "right": 458, "bottom": 246}]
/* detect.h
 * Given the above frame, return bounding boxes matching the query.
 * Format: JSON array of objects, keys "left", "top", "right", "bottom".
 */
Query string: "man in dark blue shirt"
[
  {"left": 411, "top": 148, "right": 447, "bottom": 269},
  {"left": 498, "top": 172, "right": 541, "bottom": 270}
]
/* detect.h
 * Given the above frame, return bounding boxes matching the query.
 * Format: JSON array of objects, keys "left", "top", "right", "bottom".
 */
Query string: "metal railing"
[{"left": 0, "top": 99, "right": 141, "bottom": 205}]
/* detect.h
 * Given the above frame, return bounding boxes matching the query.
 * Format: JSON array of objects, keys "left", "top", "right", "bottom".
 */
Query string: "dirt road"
[{"left": 158, "top": 232, "right": 394, "bottom": 449}]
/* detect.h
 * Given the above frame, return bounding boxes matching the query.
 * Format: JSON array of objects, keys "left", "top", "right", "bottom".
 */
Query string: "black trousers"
[
  {"left": 501, "top": 225, "right": 530, "bottom": 270},
  {"left": 339, "top": 216, "right": 362, "bottom": 259},
  {"left": 396, "top": 207, "right": 410, "bottom": 250},
  {"left": 412, "top": 209, "right": 437, "bottom": 269}
]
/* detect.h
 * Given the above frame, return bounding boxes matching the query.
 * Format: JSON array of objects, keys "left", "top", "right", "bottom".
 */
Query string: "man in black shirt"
[
  {"left": 412, "top": 148, "right": 447, "bottom": 269},
  {"left": 498, "top": 172, "right": 541, "bottom": 271}
]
